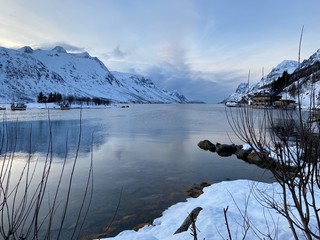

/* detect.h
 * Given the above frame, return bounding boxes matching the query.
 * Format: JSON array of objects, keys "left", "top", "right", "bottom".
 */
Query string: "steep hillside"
[
  {"left": 253, "top": 60, "right": 298, "bottom": 90},
  {"left": 224, "top": 60, "right": 298, "bottom": 103},
  {"left": 0, "top": 46, "right": 192, "bottom": 103},
  {"left": 111, "top": 71, "right": 190, "bottom": 103},
  {"left": 224, "top": 49, "right": 320, "bottom": 108}
]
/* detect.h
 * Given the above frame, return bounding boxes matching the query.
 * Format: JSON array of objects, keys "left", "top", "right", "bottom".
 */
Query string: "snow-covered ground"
[{"left": 102, "top": 179, "right": 315, "bottom": 240}]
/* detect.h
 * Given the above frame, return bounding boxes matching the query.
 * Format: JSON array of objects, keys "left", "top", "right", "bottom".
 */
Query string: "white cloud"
[
  {"left": 0, "top": 0, "right": 320, "bottom": 102},
  {"left": 105, "top": 45, "right": 128, "bottom": 60}
]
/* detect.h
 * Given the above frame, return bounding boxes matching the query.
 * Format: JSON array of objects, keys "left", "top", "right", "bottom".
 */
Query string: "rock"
[
  {"left": 174, "top": 207, "right": 203, "bottom": 234},
  {"left": 245, "top": 151, "right": 269, "bottom": 166},
  {"left": 197, "top": 140, "right": 216, "bottom": 152},
  {"left": 215, "top": 143, "right": 238, "bottom": 157},
  {"left": 235, "top": 148, "right": 252, "bottom": 159},
  {"left": 186, "top": 182, "right": 211, "bottom": 198},
  {"left": 133, "top": 221, "right": 154, "bottom": 231},
  {"left": 200, "top": 181, "right": 211, "bottom": 188},
  {"left": 186, "top": 187, "right": 203, "bottom": 198}
]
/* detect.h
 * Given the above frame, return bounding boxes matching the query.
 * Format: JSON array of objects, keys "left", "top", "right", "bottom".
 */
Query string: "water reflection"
[
  {"left": 0, "top": 119, "right": 104, "bottom": 157},
  {"left": 0, "top": 105, "right": 276, "bottom": 238}
]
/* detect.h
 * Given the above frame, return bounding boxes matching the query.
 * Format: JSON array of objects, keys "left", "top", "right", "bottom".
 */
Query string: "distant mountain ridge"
[
  {"left": 224, "top": 49, "right": 320, "bottom": 107},
  {"left": 0, "top": 46, "right": 196, "bottom": 103}
]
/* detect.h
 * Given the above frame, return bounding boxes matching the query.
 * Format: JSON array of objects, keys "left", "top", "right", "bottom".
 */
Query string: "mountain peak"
[
  {"left": 52, "top": 46, "right": 67, "bottom": 53},
  {"left": 276, "top": 60, "right": 299, "bottom": 71},
  {"left": 254, "top": 60, "right": 298, "bottom": 89},
  {"left": 18, "top": 46, "right": 34, "bottom": 54},
  {"left": 0, "top": 46, "right": 192, "bottom": 104},
  {"left": 77, "top": 51, "right": 91, "bottom": 58},
  {"left": 300, "top": 49, "right": 320, "bottom": 69}
]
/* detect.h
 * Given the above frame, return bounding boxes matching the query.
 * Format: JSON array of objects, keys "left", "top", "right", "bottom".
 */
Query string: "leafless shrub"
[
  {"left": 225, "top": 27, "right": 320, "bottom": 239},
  {"left": 0, "top": 109, "right": 93, "bottom": 239}
]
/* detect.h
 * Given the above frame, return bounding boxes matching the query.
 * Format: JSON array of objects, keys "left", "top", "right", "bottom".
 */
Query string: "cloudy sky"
[{"left": 0, "top": 0, "right": 320, "bottom": 103}]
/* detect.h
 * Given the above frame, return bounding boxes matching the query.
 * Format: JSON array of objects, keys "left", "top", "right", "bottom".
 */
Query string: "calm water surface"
[{"left": 2, "top": 104, "right": 275, "bottom": 238}]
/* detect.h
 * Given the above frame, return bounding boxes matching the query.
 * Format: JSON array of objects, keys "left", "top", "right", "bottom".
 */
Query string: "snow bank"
[{"left": 102, "top": 179, "right": 311, "bottom": 240}]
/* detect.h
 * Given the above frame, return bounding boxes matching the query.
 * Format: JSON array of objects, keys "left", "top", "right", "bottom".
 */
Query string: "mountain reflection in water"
[
  {"left": 0, "top": 119, "right": 104, "bottom": 157},
  {"left": 0, "top": 105, "right": 276, "bottom": 238}
]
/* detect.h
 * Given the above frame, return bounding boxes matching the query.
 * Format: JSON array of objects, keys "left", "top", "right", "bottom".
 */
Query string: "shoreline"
[
  {"left": 97, "top": 179, "right": 305, "bottom": 240},
  {"left": 0, "top": 102, "right": 122, "bottom": 110},
  {"left": 88, "top": 182, "right": 212, "bottom": 239}
]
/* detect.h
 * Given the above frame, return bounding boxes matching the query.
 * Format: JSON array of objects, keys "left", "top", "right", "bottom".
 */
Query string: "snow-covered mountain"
[
  {"left": 300, "top": 49, "right": 320, "bottom": 69},
  {"left": 111, "top": 71, "right": 193, "bottom": 103},
  {"left": 224, "top": 49, "right": 320, "bottom": 107},
  {"left": 0, "top": 46, "right": 193, "bottom": 103},
  {"left": 253, "top": 60, "right": 298, "bottom": 90},
  {"left": 223, "top": 82, "right": 250, "bottom": 103},
  {"left": 225, "top": 60, "right": 299, "bottom": 103}
]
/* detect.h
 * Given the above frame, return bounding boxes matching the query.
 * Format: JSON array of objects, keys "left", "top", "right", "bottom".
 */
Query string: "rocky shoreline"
[
  {"left": 87, "top": 182, "right": 211, "bottom": 239},
  {"left": 197, "top": 139, "right": 297, "bottom": 172},
  {"left": 90, "top": 140, "right": 283, "bottom": 239}
]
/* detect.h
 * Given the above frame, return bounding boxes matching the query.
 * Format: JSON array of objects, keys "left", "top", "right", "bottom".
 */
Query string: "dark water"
[{"left": 0, "top": 104, "right": 275, "bottom": 238}]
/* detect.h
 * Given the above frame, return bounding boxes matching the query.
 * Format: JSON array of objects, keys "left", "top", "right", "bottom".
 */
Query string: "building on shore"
[{"left": 251, "top": 93, "right": 281, "bottom": 108}]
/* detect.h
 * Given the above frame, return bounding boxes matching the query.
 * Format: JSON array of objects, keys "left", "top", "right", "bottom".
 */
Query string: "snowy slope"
[
  {"left": 253, "top": 60, "right": 298, "bottom": 90},
  {"left": 102, "top": 180, "right": 313, "bottom": 240},
  {"left": 111, "top": 71, "right": 192, "bottom": 103},
  {"left": 224, "top": 47, "right": 320, "bottom": 108},
  {"left": 0, "top": 46, "right": 191, "bottom": 103},
  {"left": 286, "top": 50, "right": 320, "bottom": 108},
  {"left": 224, "top": 60, "right": 298, "bottom": 103},
  {"left": 223, "top": 82, "right": 249, "bottom": 103},
  {"left": 300, "top": 49, "right": 320, "bottom": 70}
]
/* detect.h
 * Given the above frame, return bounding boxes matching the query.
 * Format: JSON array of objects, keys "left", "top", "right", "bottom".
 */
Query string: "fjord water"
[{"left": 2, "top": 104, "right": 274, "bottom": 238}]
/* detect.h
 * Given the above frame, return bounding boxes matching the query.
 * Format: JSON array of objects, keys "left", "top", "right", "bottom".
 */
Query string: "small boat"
[
  {"left": 11, "top": 103, "right": 27, "bottom": 111},
  {"left": 60, "top": 102, "right": 70, "bottom": 110}
]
